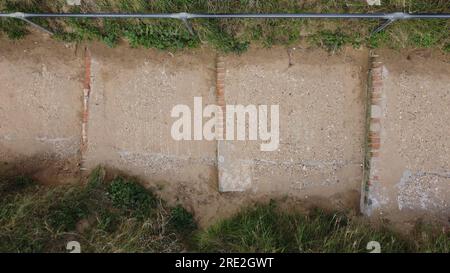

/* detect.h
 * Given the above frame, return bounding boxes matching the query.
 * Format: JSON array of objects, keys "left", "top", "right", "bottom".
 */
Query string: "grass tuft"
[
  {"left": 0, "top": 167, "right": 191, "bottom": 252},
  {"left": 169, "top": 205, "right": 197, "bottom": 234},
  {"left": 108, "top": 176, "right": 157, "bottom": 218},
  {"left": 310, "top": 30, "right": 351, "bottom": 52},
  {"left": 197, "top": 203, "right": 448, "bottom": 253}
]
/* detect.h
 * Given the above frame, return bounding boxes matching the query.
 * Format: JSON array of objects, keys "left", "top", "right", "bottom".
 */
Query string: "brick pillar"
[
  {"left": 216, "top": 56, "right": 225, "bottom": 139},
  {"left": 80, "top": 47, "right": 91, "bottom": 172},
  {"left": 362, "top": 52, "right": 384, "bottom": 215}
]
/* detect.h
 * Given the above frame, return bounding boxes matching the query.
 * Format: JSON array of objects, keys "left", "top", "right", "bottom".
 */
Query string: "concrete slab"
[
  {"left": 220, "top": 47, "right": 368, "bottom": 197},
  {"left": 366, "top": 49, "right": 450, "bottom": 221},
  {"left": 0, "top": 34, "right": 82, "bottom": 183},
  {"left": 85, "top": 43, "right": 217, "bottom": 186}
]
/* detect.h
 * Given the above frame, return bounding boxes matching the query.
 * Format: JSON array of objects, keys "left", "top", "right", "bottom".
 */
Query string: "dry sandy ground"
[{"left": 367, "top": 49, "right": 450, "bottom": 226}]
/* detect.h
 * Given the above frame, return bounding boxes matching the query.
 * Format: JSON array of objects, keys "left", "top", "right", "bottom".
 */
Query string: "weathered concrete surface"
[
  {"left": 83, "top": 44, "right": 246, "bottom": 226},
  {"left": 220, "top": 47, "right": 368, "bottom": 199},
  {"left": 3, "top": 33, "right": 450, "bottom": 227},
  {"left": 85, "top": 43, "right": 218, "bottom": 186},
  {"left": 0, "top": 34, "right": 82, "bottom": 183},
  {"left": 366, "top": 49, "right": 450, "bottom": 222},
  {"left": 83, "top": 44, "right": 367, "bottom": 225}
]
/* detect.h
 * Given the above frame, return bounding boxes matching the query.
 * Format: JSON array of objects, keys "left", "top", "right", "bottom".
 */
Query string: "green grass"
[
  {"left": 107, "top": 176, "right": 158, "bottom": 218},
  {"left": 0, "top": 0, "right": 450, "bottom": 53},
  {"left": 197, "top": 202, "right": 409, "bottom": 253},
  {"left": 0, "top": 167, "right": 194, "bottom": 252},
  {"left": 0, "top": 169, "right": 448, "bottom": 253},
  {"left": 310, "top": 30, "right": 355, "bottom": 53},
  {"left": 197, "top": 202, "right": 450, "bottom": 253},
  {"left": 169, "top": 205, "right": 197, "bottom": 234}
]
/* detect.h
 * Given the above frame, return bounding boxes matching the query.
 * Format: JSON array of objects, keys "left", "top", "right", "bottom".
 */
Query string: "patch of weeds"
[
  {"left": 0, "top": 0, "right": 58, "bottom": 36},
  {"left": 124, "top": 21, "right": 199, "bottom": 50},
  {"left": 53, "top": 32, "right": 81, "bottom": 43},
  {"left": 248, "top": 24, "right": 263, "bottom": 41},
  {"left": 311, "top": 30, "right": 350, "bottom": 52},
  {"left": 294, "top": 209, "right": 410, "bottom": 253},
  {"left": 46, "top": 167, "right": 106, "bottom": 232},
  {"left": 412, "top": 220, "right": 450, "bottom": 253},
  {"left": 256, "top": 19, "right": 303, "bottom": 48},
  {"left": 443, "top": 43, "right": 450, "bottom": 53},
  {"left": 107, "top": 176, "right": 157, "bottom": 218},
  {"left": 87, "top": 166, "right": 106, "bottom": 190},
  {"left": 1, "top": 167, "right": 448, "bottom": 253},
  {"left": 169, "top": 205, "right": 197, "bottom": 234},
  {"left": 197, "top": 203, "right": 415, "bottom": 253},
  {"left": 96, "top": 208, "right": 120, "bottom": 232},
  {"left": 0, "top": 167, "right": 192, "bottom": 252},
  {"left": 349, "top": 32, "right": 364, "bottom": 49},
  {"left": 0, "top": 175, "right": 35, "bottom": 194},
  {"left": 66, "top": 18, "right": 102, "bottom": 41},
  {"left": 204, "top": 21, "right": 249, "bottom": 53},
  {"left": 117, "top": 0, "right": 150, "bottom": 12},
  {"left": 0, "top": 186, "right": 71, "bottom": 252},
  {"left": 0, "top": 18, "right": 28, "bottom": 39},
  {"left": 97, "top": 20, "right": 124, "bottom": 48},
  {"left": 197, "top": 202, "right": 292, "bottom": 252},
  {"left": 411, "top": 32, "right": 440, "bottom": 48},
  {"left": 1, "top": 1, "right": 450, "bottom": 52},
  {"left": 410, "top": 20, "right": 448, "bottom": 48},
  {"left": 47, "top": 187, "right": 91, "bottom": 231},
  {"left": 368, "top": 31, "right": 391, "bottom": 48}
]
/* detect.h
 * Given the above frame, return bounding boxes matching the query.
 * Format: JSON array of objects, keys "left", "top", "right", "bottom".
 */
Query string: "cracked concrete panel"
[
  {"left": 373, "top": 49, "right": 450, "bottom": 219},
  {"left": 218, "top": 141, "right": 252, "bottom": 192},
  {"left": 85, "top": 43, "right": 217, "bottom": 185},
  {"left": 221, "top": 47, "right": 368, "bottom": 198},
  {"left": 0, "top": 34, "right": 82, "bottom": 182}
]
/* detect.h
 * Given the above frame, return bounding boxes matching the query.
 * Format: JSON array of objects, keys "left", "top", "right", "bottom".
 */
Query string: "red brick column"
[
  {"left": 362, "top": 52, "right": 384, "bottom": 214},
  {"left": 80, "top": 47, "right": 91, "bottom": 172},
  {"left": 216, "top": 56, "right": 225, "bottom": 139}
]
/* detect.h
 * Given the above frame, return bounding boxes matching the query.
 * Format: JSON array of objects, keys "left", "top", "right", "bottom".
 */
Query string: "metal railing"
[{"left": 1, "top": 12, "right": 450, "bottom": 35}]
